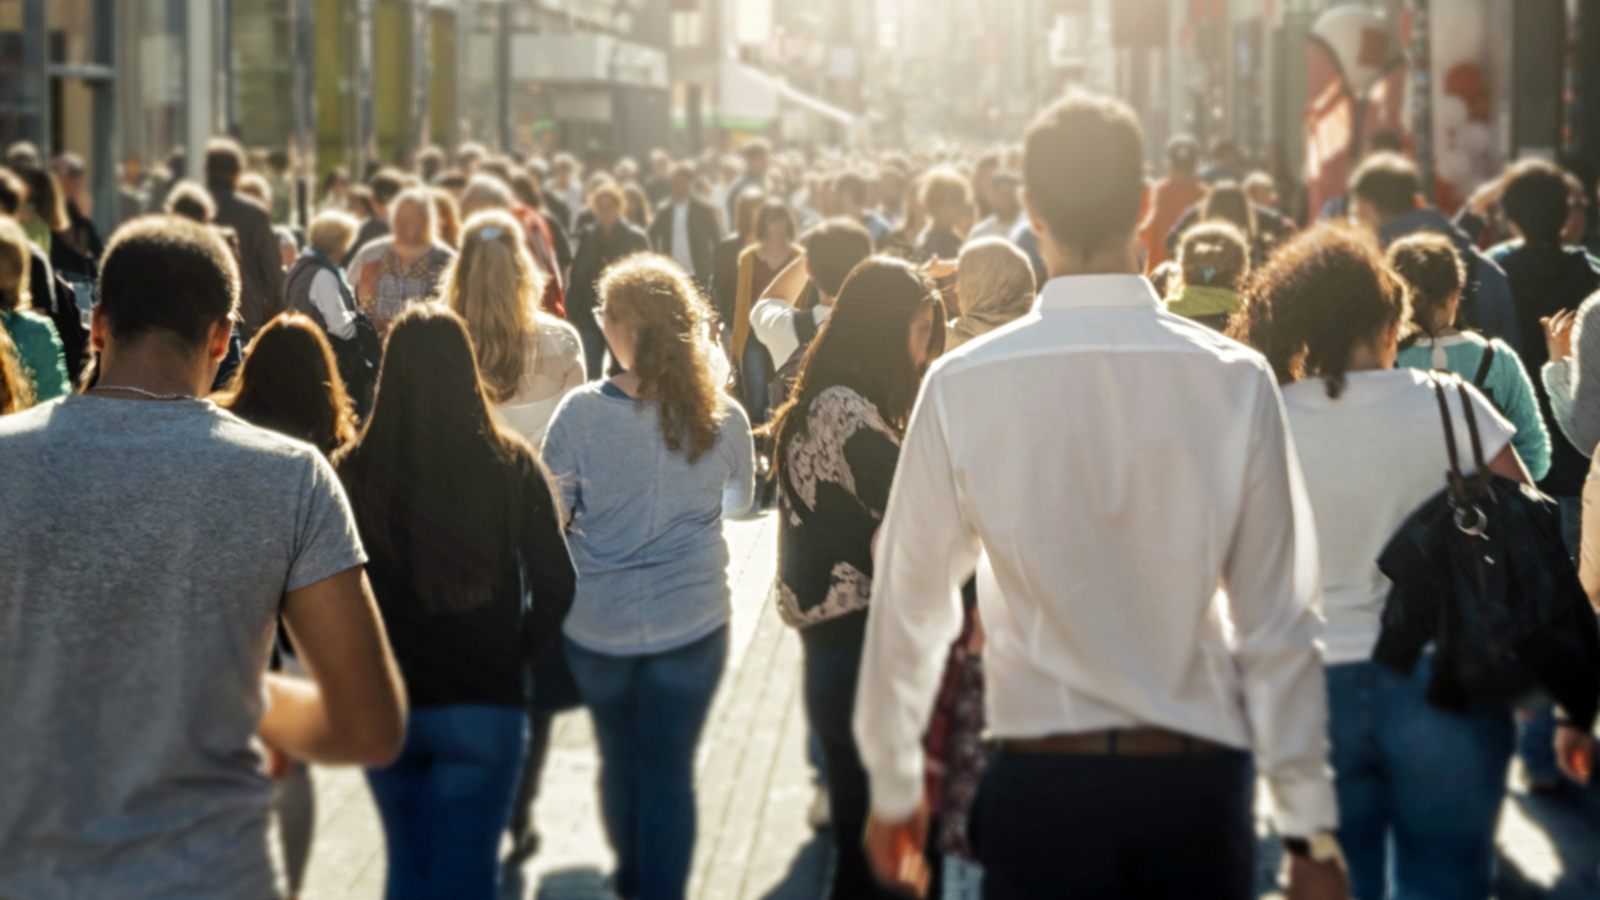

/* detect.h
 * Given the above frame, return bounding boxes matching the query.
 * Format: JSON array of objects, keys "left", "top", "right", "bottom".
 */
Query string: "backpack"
[
  {"left": 768, "top": 305, "right": 821, "bottom": 412},
  {"left": 1373, "top": 374, "right": 1600, "bottom": 722}
]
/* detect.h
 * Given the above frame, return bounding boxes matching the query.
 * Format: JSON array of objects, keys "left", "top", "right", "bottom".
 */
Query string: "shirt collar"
[{"left": 1037, "top": 273, "right": 1161, "bottom": 312}]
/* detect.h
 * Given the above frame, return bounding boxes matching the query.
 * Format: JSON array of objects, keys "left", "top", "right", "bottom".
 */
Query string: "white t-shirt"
[{"left": 1283, "top": 368, "right": 1515, "bottom": 665}]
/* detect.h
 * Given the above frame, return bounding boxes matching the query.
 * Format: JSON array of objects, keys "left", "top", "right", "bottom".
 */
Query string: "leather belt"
[{"left": 996, "top": 727, "right": 1231, "bottom": 756}]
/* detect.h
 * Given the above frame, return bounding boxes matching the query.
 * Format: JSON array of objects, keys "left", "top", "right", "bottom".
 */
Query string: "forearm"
[{"left": 260, "top": 673, "right": 371, "bottom": 765}]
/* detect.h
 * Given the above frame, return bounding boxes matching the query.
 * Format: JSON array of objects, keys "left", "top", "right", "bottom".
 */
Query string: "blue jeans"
[
  {"left": 566, "top": 627, "right": 728, "bottom": 900},
  {"left": 1326, "top": 659, "right": 1513, "bottom": 900},
  {"left": 366, "top": 704, "right": 528, "bottom": 900}
]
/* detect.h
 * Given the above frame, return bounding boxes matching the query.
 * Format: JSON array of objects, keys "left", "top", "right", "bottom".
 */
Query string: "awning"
[{"left": 718, "top": 62, "right": 861, "bottom": 127}]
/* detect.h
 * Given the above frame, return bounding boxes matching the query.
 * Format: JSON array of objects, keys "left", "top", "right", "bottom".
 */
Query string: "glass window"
[
  {"left": 0, "top": 0, "right": 43, "bottom": 150},
  {"left": 117, "top": 0, "right": 186, "bottom": 180},
  {"left": 231, "top": 0, "right": 295, "bottom": 156}
]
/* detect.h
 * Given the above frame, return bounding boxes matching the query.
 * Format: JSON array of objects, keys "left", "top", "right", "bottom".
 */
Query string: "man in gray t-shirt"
[{"left": 0, "top": 217, "right": 405, "bottom": 900}]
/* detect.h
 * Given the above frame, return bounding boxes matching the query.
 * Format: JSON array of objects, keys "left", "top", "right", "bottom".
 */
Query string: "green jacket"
[
  {"left": 2, "top": 309, "right": 69, "bottom": 403},
  {"left": 1167, "top": 285, "right": 1243, "bottom": 321}
]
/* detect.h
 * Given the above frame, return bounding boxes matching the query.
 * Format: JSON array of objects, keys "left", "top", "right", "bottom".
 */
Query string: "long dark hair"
[
  {"left": 334, "top": 304, "right": 542, "bottom": 614},
  {"left": 768, "top": 258, "right": 945, "bottom": 470},
  {"left": 221, "top": 313, "right": 357, "bottom": 455},
  {"left": 1230, "top": 225, "right": 1409, "bottom": 399}
]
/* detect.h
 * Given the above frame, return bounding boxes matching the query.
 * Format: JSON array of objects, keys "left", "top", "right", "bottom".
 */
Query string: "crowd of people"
[{"left": 2, "top": 86, "right": 1600, "bottom": 900}]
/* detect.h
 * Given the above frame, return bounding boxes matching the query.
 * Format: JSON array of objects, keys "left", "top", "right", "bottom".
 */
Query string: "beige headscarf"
[{"left": 950, "top": 238, "right": 1037, "bottom": 349}]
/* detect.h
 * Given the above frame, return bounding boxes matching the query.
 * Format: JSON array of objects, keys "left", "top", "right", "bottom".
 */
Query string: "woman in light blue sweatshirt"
[
  {"left": 1390, "top": 234, "right": 1551, "bottom": 480},
  {"left": 541, "top": 254, "right": 754, "bottom": 900}
]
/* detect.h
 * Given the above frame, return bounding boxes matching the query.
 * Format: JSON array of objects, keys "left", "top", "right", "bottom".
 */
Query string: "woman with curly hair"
[
  {"left": 1234, "top": 224, "right": 1537, "bottom": 900},
  {"left": 541, "top": 254, "right": 755, "bottom": 900}
]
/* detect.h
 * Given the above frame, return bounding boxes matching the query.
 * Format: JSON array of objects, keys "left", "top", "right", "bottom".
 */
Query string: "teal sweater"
[
  {"left": 1396, "top": 331, "right": 1550, "bottom": 480},
  {"left": 1, "top": 310, "right": 69, "bottom": 404}
]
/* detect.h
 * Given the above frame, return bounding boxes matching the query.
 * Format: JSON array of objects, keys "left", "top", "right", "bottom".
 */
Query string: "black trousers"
[{"left": 970, "top": 747, "right": 1255, "bottom": 900}]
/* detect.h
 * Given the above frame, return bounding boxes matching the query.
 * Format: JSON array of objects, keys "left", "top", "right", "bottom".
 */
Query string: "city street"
[{"left": 299, "top": 514, "right": 1600, "bottom": 900}]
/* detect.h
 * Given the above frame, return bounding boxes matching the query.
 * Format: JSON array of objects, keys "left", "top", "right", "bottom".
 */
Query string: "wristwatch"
[{"left": 1283, "top": 832, "right": 1345, "bottom": 866}]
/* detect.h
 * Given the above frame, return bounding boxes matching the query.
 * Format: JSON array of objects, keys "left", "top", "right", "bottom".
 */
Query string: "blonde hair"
[
  {"left": 431, "top": 188, "right": 461, "bottom": 248},
  {"left": 589, "top": 181, "right": 626, "bottom": 214},
  {"left": 0, "top": 216, "right": 33, "bottom": 311},
  {"left": 459, "top": 175, "right": 513, "bottom": 217},
  {"left": 952, "top": 238, "right": 1035, "bottom": 347},
  {"left": 442, "top": 210, "right": 548, "bottom": 404},
  {"left": 308, "top": 210, "right": 360, "bottom": 260},
  {"left": 599, "top": 254, "right": 725, "bottom": 462},
  {"left": 238, "top": 173, "right": 272, "bottom": 208},
  {"left": 0, "top": 325, "right": 31, "bottom": 414},
  {"left": 391, "top": 187, "right": 438, "bottom": 245}
]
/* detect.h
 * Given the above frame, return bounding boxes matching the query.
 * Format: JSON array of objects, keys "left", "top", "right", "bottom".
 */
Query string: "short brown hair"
[
  {"left": 1350, "top": 153, "right": 1420, "bottom": 221},
  {"left": 99, "top": 216, "right": 240, "bottom": 347},
  {"left": 1023, "top": 94, "right": 1145, "bottom": 256},
  {"left": 204, "top": 137, "right": 246, "bottom": 187}
]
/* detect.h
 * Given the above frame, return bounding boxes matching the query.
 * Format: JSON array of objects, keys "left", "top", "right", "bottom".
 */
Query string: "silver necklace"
[{"left": 89, "top": 385, "right": 198, "bottom": 402}]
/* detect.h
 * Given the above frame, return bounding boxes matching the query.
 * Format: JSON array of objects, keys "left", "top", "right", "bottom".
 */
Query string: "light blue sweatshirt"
[{"left": 542, "top": 381, "right": 756, "bottom": 656}]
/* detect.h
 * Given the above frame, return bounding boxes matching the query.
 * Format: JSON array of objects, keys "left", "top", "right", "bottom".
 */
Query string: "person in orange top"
[{"left": 1139, "top": 136, "right": 1206, "bottom": 273}]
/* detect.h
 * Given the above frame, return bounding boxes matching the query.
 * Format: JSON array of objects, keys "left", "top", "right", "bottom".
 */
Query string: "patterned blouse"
[
  {"left": 350, "top": 239, "right": 456, "bottom": 335},
  {"left": 775, "top": 385, "right": 901, "bottom": 629}
]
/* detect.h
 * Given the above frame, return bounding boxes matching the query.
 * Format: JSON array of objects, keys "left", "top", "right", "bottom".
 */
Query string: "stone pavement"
[{"left": 297, "top": 511, "right": 1600, "bottom": 900}]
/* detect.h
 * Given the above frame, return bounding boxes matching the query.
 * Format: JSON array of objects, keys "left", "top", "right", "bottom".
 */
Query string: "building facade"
[{"left": 0, "top": 0, "right": 672, "bottom": 235}]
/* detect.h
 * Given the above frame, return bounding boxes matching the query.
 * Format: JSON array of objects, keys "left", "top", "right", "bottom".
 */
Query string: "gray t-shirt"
[{"left": 0, "top": 395, "right": 366, "bottom": 900}]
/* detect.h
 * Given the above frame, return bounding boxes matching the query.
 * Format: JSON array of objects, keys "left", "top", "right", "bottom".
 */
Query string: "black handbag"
[{"left": 1373, "top": 374, "right": 1600, "bottom": 727}]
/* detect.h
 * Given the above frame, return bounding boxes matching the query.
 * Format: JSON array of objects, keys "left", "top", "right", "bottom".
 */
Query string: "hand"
[
  {"left": 1467, "top": 179, "right": 1505, "bottom": 216},
  {"left": 1285, "top": 854, "right": 1351, "bottom": 900},
  {"left": 262, "top": 739, "right": 295, "bottom": 780},
  {"left": 1556, "top": 723, "right": 1594, "bottom": 784},
  {"left": 1544, "top": 309, "right": 1578, "bottom": 363},
  {"left": 864, "top": 802, "right": 931, "bottom": 899},
  {"left": 921, "top": 258, "right": 958, "bottom": 281}
]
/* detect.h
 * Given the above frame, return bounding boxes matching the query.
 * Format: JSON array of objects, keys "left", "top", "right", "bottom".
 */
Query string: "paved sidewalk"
[{"left": 298, "top": 512, "right": 1600, "bottom": 900}]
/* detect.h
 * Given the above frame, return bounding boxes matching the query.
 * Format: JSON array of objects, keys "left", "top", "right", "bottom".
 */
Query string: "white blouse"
[{"left": 495, "top": 315, "right": 587, "bottom": 447}]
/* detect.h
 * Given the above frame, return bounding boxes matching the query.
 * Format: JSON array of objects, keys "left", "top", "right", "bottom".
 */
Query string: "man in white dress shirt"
[
  {"left": 854, "top": 94, "right": 1349, "bottom": 900},
  {"left": 649, "top": 163, "right": 719, "bottom": 290},
  {"left": 749, "top": 217, "right": 873, "bottom": 375}
]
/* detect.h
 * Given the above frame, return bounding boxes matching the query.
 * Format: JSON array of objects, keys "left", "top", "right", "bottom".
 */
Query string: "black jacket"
[
  {"left": 647, "top": 197, "right": 719, "bottom": 282},
  {"left": 567, "top": 222, "right": 651, "bottom": 318},
  {"left": 210, "top": 185, "right": 286, "bottom": 339}
]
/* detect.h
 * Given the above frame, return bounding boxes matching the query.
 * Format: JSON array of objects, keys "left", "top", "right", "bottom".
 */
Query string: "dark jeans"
[
  {"left": 970, "top": 747, "right": 1255, "bottom": 899},
  {"left": 366, "top": 704, "right": 528, "bottom": 900},
  {"left": 565, "top": 627, "right": 729, "bottom": 900},
  {"left": 1326, "top": 659, "right": 1513, "bottom": 900},
  {"left": 576, "top": 312, "right": 608, "bottom": 381},
  {"left": 800, "top": 613, "right": 903, "bottom": 900},
  {"left": 740, "top": 339, "right": 774, "bottom": 427}
]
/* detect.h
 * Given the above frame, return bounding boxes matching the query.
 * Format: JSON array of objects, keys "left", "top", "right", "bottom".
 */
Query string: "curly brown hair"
[
  {"left": 1229, "top": 225, "right": 1409, "bottom": 399},
  {"left": 599, "top": 254, "right": 726, "bottom": 462}
]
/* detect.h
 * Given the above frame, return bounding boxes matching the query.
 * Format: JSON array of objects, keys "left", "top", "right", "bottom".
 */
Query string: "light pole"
[{"left": 1409, "top": 0, "right": 1433, "bottom": 201}]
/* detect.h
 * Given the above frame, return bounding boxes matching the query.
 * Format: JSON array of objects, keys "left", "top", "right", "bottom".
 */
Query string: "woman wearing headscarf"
[{"left": 948, "top": 238, "right": 1036, "bottom": 350}]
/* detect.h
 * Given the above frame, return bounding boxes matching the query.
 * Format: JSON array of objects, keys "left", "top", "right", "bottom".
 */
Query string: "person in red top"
[{"left": 1139, "top": 136, "right": 1206, "bottom": 273}]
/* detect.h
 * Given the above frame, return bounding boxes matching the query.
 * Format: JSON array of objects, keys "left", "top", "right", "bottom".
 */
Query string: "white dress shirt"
[
  {"left": 853, "top": 274, "right": 1338, "bottom": 838},
  {"left": 749, "top": 296, "right": 831, "bottom": 367},
  {"left": 670, "top": 201, "right": 694, "bottom": 274},
  {"left": 308, "top": 269, "right": 357, "bottom": 340}
]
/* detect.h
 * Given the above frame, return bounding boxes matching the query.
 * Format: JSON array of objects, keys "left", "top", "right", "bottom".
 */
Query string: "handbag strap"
[
  {"left": 1454, "top": 381, "right": 1491, "bottom": 483},
  {"left": 1431, "top": 375, "right": 1465, "bottom": 483}
]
